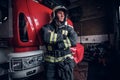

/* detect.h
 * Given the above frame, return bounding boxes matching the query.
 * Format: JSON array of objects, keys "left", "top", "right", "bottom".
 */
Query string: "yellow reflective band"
[
  {"left": 47, "top": 46, "right": 52, "bottom": 51},
  {"left": 63, "top": 37, "right": 71, "bottom": 48},
  {"left": 50, "top": 32, "right": 57, "bottom": 43},
  {"left": 65, "top": 30, "right": 68, "bottom": 35},
  {"left": 66, "top": 37, "right": 71, "bottom": 47},
  {"left": 62, "top": 30, "right": 68, "bottom": 35},
  {"left": 63, "top": 39, "right": 68, "bottom": 48},
  {"left": 50, "top": 32, "right": 54, "bottom": 43},
  {"left": 54, "top": 33, "right": 57, "bottom": 42},
  {"left": 62, "top": 30, "right": 65, "bottom": 35},
  {"left": 45, "top": 54, "right": 73, "bottom": 63}
]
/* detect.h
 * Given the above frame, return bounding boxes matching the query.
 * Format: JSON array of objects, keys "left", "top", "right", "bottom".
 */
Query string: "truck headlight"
[
  {"left": 23, "top": 55, "right": 42, "bottom": 69},
  {"left": 11, "top": 59, "right": 22, "bottom": 71}
]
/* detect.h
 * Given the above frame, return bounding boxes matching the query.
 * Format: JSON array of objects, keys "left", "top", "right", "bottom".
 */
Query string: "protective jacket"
[{"left": 41, "top": 22, "right": 77, "bottom": 51}]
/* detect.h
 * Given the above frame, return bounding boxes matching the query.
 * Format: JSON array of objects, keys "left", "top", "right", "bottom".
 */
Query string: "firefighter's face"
[{"left": 56, "top": 10, "right": 65, "bottom": 22}]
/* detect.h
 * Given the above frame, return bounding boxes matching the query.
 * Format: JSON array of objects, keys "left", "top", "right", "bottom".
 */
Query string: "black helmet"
[{"left": 51, "top": 5, "right": 68, "bottom": 20}]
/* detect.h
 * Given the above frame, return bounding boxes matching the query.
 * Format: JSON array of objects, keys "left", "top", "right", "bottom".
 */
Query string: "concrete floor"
[{"left": 0, "top": 60, "right": 119, "bottom": 80}]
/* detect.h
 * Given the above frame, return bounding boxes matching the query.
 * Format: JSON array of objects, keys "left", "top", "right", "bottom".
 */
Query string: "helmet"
[{"left": 51, "top": 5, "right": 68, "bottom": 20}]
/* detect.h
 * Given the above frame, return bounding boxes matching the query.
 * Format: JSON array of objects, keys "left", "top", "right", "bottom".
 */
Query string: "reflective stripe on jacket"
[{"left": 44, "top": 54, "right": 73, "bottom": 63}]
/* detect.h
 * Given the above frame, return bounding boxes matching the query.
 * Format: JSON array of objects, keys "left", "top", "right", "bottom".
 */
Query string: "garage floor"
[{"left": 0, "top": 60, "right": 119, "bottom": 80}]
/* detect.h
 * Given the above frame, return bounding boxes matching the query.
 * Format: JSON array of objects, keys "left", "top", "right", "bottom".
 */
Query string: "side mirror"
[
  {"left": 0, "top": 8, "right": 8, "bottom": 24},
  {"left": 0, "top": 0, "right": 8, "bottom": 24}
]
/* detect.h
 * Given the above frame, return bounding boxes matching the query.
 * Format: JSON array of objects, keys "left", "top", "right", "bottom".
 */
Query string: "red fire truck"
[{"left": 0, "top": 0, "right": 84, "bottom": 79}]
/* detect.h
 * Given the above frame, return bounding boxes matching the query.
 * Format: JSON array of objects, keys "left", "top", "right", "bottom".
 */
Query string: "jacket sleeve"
[
  {"left": 57, "top": 26, "right": 78, "bottom": 49},
  {"left": 67, "top": 26, "right": 78, "bottom": 46}
]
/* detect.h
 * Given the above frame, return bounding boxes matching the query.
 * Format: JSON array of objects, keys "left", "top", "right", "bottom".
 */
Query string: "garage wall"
[{"left": 71, "top": 0, "right": 113, "bottom": 36}]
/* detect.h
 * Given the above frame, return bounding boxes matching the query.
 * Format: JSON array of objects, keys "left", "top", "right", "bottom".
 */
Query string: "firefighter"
[{"left": 41, "top": 5, "right": 78, "bottom": 80}]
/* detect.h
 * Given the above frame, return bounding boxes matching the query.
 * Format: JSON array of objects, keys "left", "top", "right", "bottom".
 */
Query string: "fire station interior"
[{"left": 0, "top": 0, "right": 120, "bottom": 80}]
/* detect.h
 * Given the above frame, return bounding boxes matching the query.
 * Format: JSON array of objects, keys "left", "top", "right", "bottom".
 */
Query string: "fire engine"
[{"left": 0, "top": 0, "right": 84, "bottom": 79}]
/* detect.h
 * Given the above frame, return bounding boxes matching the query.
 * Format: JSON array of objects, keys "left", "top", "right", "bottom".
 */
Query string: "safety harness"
[{"left": 44, "top": 46, "right": 73, "bottom": 62}]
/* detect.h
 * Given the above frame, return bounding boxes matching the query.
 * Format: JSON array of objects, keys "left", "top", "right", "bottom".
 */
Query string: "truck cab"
[
  {"left": 0, "top": 0, "right": 84, "bottom": 79},
  {"left": 0, "top": 0, "right": 46, "bottom": 79}
]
